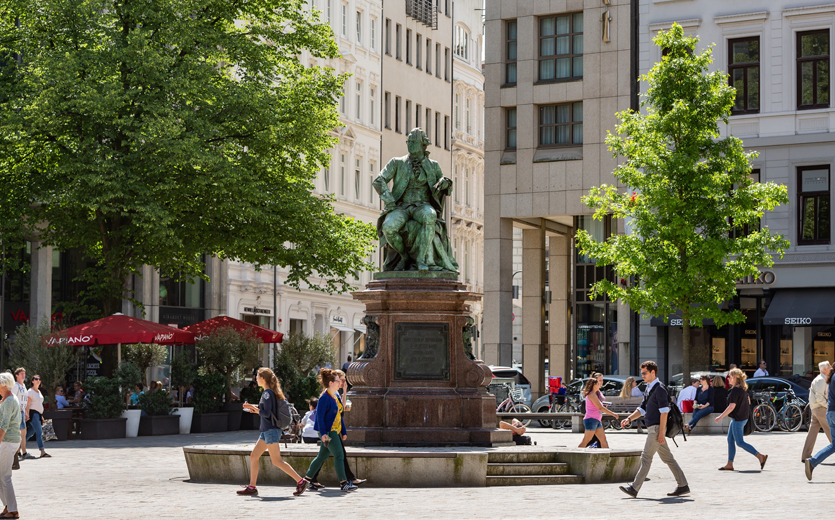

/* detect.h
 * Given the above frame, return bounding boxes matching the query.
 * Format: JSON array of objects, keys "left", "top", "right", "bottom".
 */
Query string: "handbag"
[
  {"left": 42, "top": 419, "right": 57, "bottom": 442},
  {"left": 743, "top": 409, "right": 754, "bottom": 436}
]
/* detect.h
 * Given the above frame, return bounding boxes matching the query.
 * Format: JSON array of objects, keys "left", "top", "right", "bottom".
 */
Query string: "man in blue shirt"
[
  {"left": 54, "top": 386, "right": 70, "bottom": 409},
  {"left": 619, "top": 361, "right": 689, "bottom": 498}
]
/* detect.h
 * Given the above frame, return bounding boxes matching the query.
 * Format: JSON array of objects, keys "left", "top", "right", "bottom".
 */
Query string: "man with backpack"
[{"left": 618, "top": 361, "right": 690, "bottom": 498}]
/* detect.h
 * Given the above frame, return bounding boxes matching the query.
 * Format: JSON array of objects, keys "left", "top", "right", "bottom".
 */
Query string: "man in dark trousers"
[{"left": 618, "top": 361, "right": 689, "bottom": 498}]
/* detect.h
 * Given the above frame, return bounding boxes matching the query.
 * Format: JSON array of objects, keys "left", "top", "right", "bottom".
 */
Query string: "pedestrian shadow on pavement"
[
  {"left": 253, "top": 497, "right": 294, "bottom": 502},
  {"left": 631, "top": 497, "right": 695, "bottom": 504}
]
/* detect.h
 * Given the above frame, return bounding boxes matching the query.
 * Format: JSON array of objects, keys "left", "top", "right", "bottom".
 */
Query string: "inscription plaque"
[{"left": 394, "top": 322, "right": 450, "bottom": 380}]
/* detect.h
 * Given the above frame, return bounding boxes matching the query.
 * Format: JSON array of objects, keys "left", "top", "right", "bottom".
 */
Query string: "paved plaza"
[{"left": 20, "top": 426, "right": 832, "bottom": 519}]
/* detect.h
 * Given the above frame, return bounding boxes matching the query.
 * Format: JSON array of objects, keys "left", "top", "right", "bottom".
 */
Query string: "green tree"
[
  {"left": 123, "top": 343, "right": 168, "bottom": 380},
  {"left": 6, "top": 319, "right": 81, "bottom": 395},
  {"left": 195, "top": 327, "right": 260, "bottom": 403},
  {"left": 273, "top": 332, "right": 335, "bottom": 404},
  {"left": 576, "top": 25, "right": 789, "bottom": 383},
  {"left": 0, "top": 0, "right": 375, "bottom": 317}
]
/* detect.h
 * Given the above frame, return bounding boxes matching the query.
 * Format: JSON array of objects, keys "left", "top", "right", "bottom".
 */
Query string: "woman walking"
[
  {"left": 716, "top": 368, "right": 767, "bottom": 471},
  {"left": 0, "top": 372, "right": 21, "bottom": 518},
  {"left": 579, "top": 373, "right": 619, "bottom": 449},
  {"left": 237, "top": 368, "right": 307, "bottom": 497},
  {"left": 805, "top": 361, "right": 835, "bottom": 481},
  {"left": 684, "top": 375, "right": 715, "bottom": 434},
  {"left": 25, "top": 375, "right": 49, "bottom": 458},
  {"left": 302, "top": 368, "right": 358, "bottom": 492}
]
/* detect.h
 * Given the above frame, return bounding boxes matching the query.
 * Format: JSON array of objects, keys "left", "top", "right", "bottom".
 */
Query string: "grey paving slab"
[{"left": 17, "top": 427, "right": 831, "bottom": 519}]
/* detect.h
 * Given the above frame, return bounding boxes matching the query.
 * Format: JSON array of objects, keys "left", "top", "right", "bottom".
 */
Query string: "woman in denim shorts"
[
  {"left": 578, "top": 373, "right": 619, "bottom": 449},
  {"left": 237, "top": 368, "right": 307, "bottom": 497}
]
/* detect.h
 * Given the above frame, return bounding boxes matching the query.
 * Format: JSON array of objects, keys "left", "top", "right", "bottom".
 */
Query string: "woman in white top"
[
  {"left": 301, "top": 397, "right": 319, "bottom": 444},
  {"left": 25, "top": 375, "right": 49, "bottom": 458}
]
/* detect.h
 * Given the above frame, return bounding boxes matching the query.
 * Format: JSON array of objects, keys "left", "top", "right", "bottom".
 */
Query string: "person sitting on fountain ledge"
[{"left": 373, "top": 128, "right": 459, "bottom": 273}]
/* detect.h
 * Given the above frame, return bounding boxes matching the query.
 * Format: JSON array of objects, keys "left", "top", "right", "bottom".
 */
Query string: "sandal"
[
  {"left": 760, "top": 455, "right": 768, "bottom": 470},
  {"left": 2, "top": 512, "right": 19, "bottom": 519},
  {"left": 718, "top": 466, "right": 734, "bottom": 471},
  {"left": 40, "top": 452, "right": 51, "bottom": 458}
]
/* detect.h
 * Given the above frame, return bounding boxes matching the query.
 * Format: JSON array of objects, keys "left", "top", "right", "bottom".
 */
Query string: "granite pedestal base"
[{"left": 346, "top": 274, "right": 512, "bottom": 447}]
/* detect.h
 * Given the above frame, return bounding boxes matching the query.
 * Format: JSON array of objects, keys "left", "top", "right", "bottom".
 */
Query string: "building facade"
[
  {"left": 638, "top": 1, "right": 835, "bottom": 382},
  {"left": 451, "top": 0, "right": 486, "bottom": 358},
  {"left": 483, "top": 0, "right": 638, "bottom": 398}
]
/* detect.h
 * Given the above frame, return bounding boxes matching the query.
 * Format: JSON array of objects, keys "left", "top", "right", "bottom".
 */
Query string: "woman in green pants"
[{"left": 303, "top": 368, "right": 357, "bottom": 493}]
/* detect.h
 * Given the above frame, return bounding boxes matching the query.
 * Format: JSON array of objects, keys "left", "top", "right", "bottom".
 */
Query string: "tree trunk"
[
  {"left": 681, "top": 306, "right": 691, "bottom": 390},
  {"left": 100, "top": 296, "right": 122, "bottom": 377}
]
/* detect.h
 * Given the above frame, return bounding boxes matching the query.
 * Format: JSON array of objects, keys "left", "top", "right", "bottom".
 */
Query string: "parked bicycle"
[
  {"left": 496, "top": 383, "right": 532, "bottom": 427},
  {"left": 752, "top": 388, "right": 807, "bottom": 432},
  {"left": 545, "top": 393, "right": 581, "bottom": 429}
]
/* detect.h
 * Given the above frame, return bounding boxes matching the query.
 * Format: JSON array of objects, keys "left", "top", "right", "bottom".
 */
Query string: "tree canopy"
[
  {"left": 576, "top": 25, "right": 790, "bottom": 381},
  {"left": 0, "top": 0, "right": 376, "bottom": 316}
]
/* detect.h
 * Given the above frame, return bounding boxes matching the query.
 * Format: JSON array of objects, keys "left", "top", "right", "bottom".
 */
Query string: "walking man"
[
  {"left": 803, "top": 361, "right": 832, "bottom": 463},
  {"left": 619, "top": 361, "right": 689, "bottom": 498}
]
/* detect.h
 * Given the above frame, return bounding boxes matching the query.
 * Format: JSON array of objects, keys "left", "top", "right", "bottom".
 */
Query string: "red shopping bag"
[{"left": 680, "top": 400, "right": 694, "bottom": 413}]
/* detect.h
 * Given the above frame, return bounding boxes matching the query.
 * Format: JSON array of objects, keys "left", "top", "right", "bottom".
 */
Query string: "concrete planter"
[
  {"left": 191, "top": 412, "right": 228, "bottom": 433},
  {"left": 222, "top": 402, "right": 242, "bottom": 432},
  {"left": 77, "top": 418, "right": 127, "bottom": 440},
  {"left": 121, "top": 409, "right": 142, "bottom": 438},
  {"left": 172, "top": 407, "right": 194, "bottom": 434},
  {"left": 43, "top": 410, "right": 73, "bottom": 441},
  {"left": 138, "top": 415, "right": 180, "bottom": 436}
]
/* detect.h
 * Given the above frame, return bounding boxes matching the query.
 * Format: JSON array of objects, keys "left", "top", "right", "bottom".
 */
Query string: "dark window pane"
[
  {"left": 573, "top": 123, "right": 583, "bottom": 144},
  {"left": 541, "top": 106, "right": 555, "bottom": 124},
  {"left": 541, "top": 18, "right": 554, "bottom": 37},
  {"left": 801, "top": 33, "right": 829, "bottom": 57},
  {"left": 508, "top": 41, "right": 517, "bottom": 60},
  {"left": 801, "top": 61, "right": 815, "bottom": 105},
  {"left": 802, "top": 196, "right": 816, "bottom": 240},
  {"left": 576, "top": 265, "right": 585, "bottom": 287},
  {"left": 820, "top": 197, "right": 831, "bottom": 240},
  {"left": 508, "top": 21, "right": 517, "bottom": 40},
  {"left": 556, "top": 35, "right": 569, "bottom": 54},
  {"left": 732, "top": 68, "right": 745, "bottom": 110},
  {"left": 541, "top": 37, "right": 555, "bottom": 56},
  {"left": 507, "top": 128, "right": 516, "bottom": 147},
  {"left": 573, "top": 56, "right": 583, "bottom": 77},
  {"left": 573, "top": 102, "right": 583, "bottom": 121},
  {"left": 818, "top": 60, "right": 829, "bottom": 105},
  {"left": 507, "top": 109, "right": 517, "bottom": 127},
  {"left": 573, "top": 12, "right": 583, "bottom": 32},
  {"left": 748, "top": 66, "right": 759, "bottom": 109},
  {"left": 573, "top": 34, "right": 583, "bottom": 54},
  {"left": 556, "top": 15, "right": 569, "bottom": 35},
  {"left": 507, "top": 62, "right": 517, "bottom": 83},
  {"left": 556, "top": 104, "right": 570, "bottom": 123},
  {"left": 556, "top": 125, "right": 569, "bottom": 143},
  {"left": 540, "top": 126, "right": 554, "bottom": 145},
  {"left": 540, "top": 59, "right": 555, "bottom": 80},
  {"left": 556, "top": 57, "right": 571, "bottom": 78}
]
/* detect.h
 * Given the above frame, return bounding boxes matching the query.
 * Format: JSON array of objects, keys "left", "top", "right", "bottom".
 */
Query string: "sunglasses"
[{"left": 32, "top": 378, "right": 40, "bottom": 381}]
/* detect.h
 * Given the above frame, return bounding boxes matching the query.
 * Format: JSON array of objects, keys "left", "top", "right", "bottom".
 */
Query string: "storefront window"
[
  {"left": 813, "top": 329, "right": 835, "bottom": 371},
  {"left": 576, "top": 303, "right": 605, "bottom": 378},
  {"left": 711, "top": 337, "right": 726, "bottom": 370}
]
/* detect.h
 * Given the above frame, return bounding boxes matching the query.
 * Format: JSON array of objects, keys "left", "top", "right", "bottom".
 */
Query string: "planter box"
[
  {"left": 138, "top": 415, "right": 180, "bottom": 436},
  {"left": 77, "top": 418, "right": 127, "bottom": 440},
  {"left": 191, "top": 412, "right": 228, "bottom": 433},
  {"left": 240, "top": 411, "right": 260, "bottom": 430},
  {"left": 43, "top": 410, "right": 73, "bottom": 442},
  {"left": 172, "top": 407, "right": 194, "bottom": 434},
  {"left": 223, "top": 402, "right": 243, "bottom": 432}
]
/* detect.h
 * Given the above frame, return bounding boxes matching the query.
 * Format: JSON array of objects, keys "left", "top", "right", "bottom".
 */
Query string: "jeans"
[
  {"left": 809, "top": 412, "right": 835, "bottom": 469},
  {"left": 688, "top": 406, "right": 714, "bottom": 428},
  {"left": 257, "top": 428, "right": 280, "bottom": 445},
  {"left": 305, "top": 431, "right": 347, "bottom": 482},
  {"left": 583, "top": 418, "right": 603, "bottom": 431},
  {"left": 727, "top": 419, "right": 758, "bottom": 462},
  {"left": 26, "top": 411, "right": 44, "bottom": 450}
]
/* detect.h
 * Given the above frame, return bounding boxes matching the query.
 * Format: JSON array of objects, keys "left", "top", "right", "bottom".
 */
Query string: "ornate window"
[
  {"left": 797, "top": 30, "right": 830, "bottom": 110},
  {"left": 729, "top": 37, "right": 759, "bottom": 114}
]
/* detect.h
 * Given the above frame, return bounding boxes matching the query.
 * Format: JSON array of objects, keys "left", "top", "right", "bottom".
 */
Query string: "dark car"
[{"left": 746, "top": 376, "right": 810, "bottom": 401}]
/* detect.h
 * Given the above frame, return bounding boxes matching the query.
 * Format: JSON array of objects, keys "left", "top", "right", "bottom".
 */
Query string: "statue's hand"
[
  {"left": 436, "top": 177, "right": 452, "bottom": 191},
  {"left": 384, "top": 201, "right": 397, "bottom": 212}
]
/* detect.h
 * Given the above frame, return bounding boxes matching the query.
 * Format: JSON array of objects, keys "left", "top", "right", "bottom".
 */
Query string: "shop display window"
[
  {"left": 711, "top": 338, "right": 726, "bottom": 370},
  {"left": 814, "top": 331, "right": 834, "bottom": 369}
]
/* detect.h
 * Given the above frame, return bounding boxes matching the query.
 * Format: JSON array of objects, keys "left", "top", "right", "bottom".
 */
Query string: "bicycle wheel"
[
  {"left": 803, "top": 403, "right": 812, "bottom": 431},
  {"left": 781, "top": 403, "right": 804, "bottom": 432},
  {"left": 753, "top": 403, "right": 776, "bottom": 432},
  {"left": 554, "top": 402, "right": 576, "bottom": 429},
  {"left": 536, "top": 406, "right": 553, "bottom": 428},
  {"left": 511, "top": 403, "right": 533, "bottom": 428}
]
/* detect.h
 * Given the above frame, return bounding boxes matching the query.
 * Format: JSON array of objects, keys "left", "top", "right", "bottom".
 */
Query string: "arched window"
[{"left": 455, "top": 25, "right": 469, "bottom": 60}]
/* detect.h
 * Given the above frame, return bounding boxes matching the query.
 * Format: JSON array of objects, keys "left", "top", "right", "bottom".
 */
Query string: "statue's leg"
[
  {"left": 381, "top": 209, "right": 410, "bottom": 269},
  {"left": 412, "top": 204, "right": 437, "bottom": 270}
]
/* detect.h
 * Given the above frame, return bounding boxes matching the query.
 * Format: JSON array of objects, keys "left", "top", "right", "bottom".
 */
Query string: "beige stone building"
[{"left": 483, "top": 0, "right": 638, "bottom": 398}]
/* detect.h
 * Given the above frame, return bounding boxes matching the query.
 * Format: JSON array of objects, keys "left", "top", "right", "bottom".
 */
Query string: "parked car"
[
  {"left": 747, "top": 376, "right": 810, "bottom": 401},
  {"left": 668, "top": 371, "right": 729, "bottom": 394},
  {"left": 531, "top": 374, "right": 646, "bottom": 419},
  {"left": 488, "top": 366, "right": 532, "bottom": 406}
]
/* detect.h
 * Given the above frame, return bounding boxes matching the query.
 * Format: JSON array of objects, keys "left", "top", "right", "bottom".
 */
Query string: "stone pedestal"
[{"left": 345, "top": 272, "right": 512, "bottom": 446}]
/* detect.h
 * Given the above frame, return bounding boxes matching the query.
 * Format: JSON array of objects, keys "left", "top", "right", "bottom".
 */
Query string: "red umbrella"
[
  {"left": 183, "top": 315, "right": 283, "bottom": 343},
  {"left": 43, "top": 313, "right": 195, "bottom": 346}
]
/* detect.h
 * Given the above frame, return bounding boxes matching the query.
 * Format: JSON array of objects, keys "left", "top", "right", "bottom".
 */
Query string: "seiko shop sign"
[
  {"left": 331, "top": 315, "right": 347, "bottom": 326},
  {"left": 736, "top": 270, "right": 776, "bottom": 286},
  {"left": 243, "top": 306, "right": 272, "bottom": 316},
  {"left": 785, "top": 317, "right": 813, "bottom": 325}
]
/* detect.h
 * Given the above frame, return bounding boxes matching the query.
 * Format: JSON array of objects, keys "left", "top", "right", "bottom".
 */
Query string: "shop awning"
[
  {"left": 354, "top": 325, "right": 367, "bottom": 334},
  {"left": 650, "top": 314, "right": 716, "bottom": 327},
  {"left": 330, "top": 325, "right": 356, "bottom": 333},
  {"left": 763, "top": 289, "right": 835, "bottom": 326}
]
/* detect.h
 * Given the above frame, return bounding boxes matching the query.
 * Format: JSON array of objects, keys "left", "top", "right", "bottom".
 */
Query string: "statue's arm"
[{"left": 373, "top": 159, "right": 398, "bottom": 206}]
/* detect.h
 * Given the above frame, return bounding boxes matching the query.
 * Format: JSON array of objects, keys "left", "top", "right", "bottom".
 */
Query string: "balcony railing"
[{"left": 406, "top": 0, "right": 437, "bottom": 29}]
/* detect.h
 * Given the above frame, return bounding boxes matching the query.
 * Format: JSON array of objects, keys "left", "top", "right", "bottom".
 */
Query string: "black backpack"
[
  {"left": 265, "top": 391, "right": 293, "bottom": 431},
  {"left": 646, "top": 382, "right": 687, "bottom": 446}
]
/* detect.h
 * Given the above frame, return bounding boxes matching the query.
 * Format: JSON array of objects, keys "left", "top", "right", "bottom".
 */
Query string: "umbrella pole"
[{"left": 117, "top": 343, "right": 121, "bottom": 365}]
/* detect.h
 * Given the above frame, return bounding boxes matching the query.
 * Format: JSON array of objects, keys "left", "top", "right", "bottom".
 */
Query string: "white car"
[{"left": 488, "top": 366, "right": 532, "bottom": 407}]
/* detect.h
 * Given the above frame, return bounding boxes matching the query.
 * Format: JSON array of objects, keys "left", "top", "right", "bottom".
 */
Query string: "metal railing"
[{"left": 406, "top": 0, "right": 437, "bottom": 29}]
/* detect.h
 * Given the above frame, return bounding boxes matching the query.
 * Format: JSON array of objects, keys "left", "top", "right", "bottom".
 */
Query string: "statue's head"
[{"left": 406, "top": 128, "right": 430, "bottom": 155}]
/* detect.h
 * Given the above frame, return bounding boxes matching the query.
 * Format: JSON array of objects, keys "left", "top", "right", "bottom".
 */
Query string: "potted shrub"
[
  {"left": 238, "top": 383, "right": 263, "bottom": 430},
  {"left": 123, "top": 342, "right": 168, "bottom": 382},
  {"left": 9, "top": 320, "right": 80, "bottom": 441},
  {"left": 170, "top": 351, "right": 196, "bottom": 434},
  {"left": 195, "top": 327, "right": 260, "bottom": 431},
  {"left": 79, "top": 376, "right": 127, "bottom": 439},
  {"left": 137, "top": 390, "right": 179, "bottom": 436},
  {"left": 273, "top": 332, "right": 336, "bottom": 404},
  {"left": 190, "top": 372, "right": 227, "bottom": 433},
  {"left": 115, "top": 362, "right": 143, "bottom": 438}
]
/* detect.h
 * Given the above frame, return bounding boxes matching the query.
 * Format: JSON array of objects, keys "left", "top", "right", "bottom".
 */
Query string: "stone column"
[
  {"left": 522, "top": 226, "right": 545, "bottom": 399},
  {"left": 549, "top": 234, "right": 571, "bottom": 384},
  {"left": 29, "top": 241, "right": 52, "bottom": 329},
  {"left": 127, "top": 266, "right": 158, "bottom": 322},
  {"left": 483, "top": 218, "right": 513, "bottom": 366},
  {"left": 618, "top": 299, "right": 631, "bottom": 375},
  {"left": 204, "top": 257, "right": 229, "bottom": 319}
]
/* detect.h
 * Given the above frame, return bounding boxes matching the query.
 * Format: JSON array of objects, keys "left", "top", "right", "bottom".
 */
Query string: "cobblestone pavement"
[{"left": 21, "top": 427, "right": 832, "bottom": 519}]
